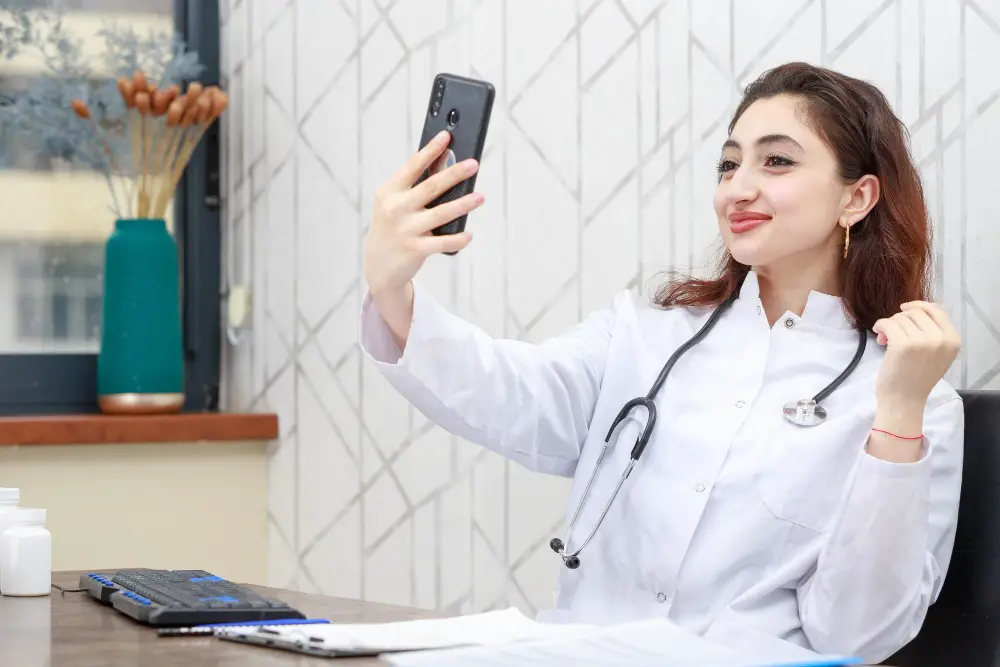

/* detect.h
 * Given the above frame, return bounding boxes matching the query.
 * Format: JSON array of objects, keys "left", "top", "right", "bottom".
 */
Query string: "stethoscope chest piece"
[{"left": 783, "top": 398, "right": 827, "bottom": 427}]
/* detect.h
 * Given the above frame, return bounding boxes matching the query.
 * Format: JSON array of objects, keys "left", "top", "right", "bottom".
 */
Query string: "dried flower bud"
[
  {"left": 135, "top": 91, "right": 152, "bottom": 115},
  {"left": 71, "top": 99, "right": 90, "bottom": 119},
  {"left": 132, "top": 70, "right": 148, "bottom": 93},
  {"left": 118, "top": 76, "right": 136, "bottom": 108}
]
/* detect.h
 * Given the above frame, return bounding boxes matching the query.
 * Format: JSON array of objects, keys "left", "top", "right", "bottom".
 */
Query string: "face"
[{"left": 713, "top": 94, "right": 876, "bottom": 274}]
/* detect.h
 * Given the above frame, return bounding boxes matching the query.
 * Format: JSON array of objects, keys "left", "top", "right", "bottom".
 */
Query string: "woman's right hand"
[
  {"left": 363, "top": 130, "right": 485, "bottom": 350},
  {"left": 364, "top": 130, "right": 485, "bottom": 299}
]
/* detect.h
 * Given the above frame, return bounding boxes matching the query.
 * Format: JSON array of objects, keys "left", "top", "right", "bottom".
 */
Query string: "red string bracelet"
[{"left": 871, "top": 427, "right": 923, "bottom": 441}]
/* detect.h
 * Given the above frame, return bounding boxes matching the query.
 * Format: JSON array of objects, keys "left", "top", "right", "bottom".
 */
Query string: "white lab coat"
[{"left": 359, "top": 271, "right": 964, "bottom": 664}]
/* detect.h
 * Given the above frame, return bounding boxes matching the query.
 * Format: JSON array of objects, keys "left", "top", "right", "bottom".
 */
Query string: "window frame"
[{"left": 0, "top": 0, "right": 222, "bottom": 415}]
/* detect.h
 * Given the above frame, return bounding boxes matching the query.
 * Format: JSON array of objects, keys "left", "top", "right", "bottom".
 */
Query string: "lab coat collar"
[{"left": 738, "top": 271, "right": 853, "bottom": 330}]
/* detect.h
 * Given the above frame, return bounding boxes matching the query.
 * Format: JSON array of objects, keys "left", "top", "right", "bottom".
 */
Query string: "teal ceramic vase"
[{"left": 97, "top": 218, "right": 184, "bottom": 414}]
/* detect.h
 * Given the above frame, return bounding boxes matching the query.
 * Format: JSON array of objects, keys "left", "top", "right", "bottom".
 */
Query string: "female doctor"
[{"left": 359, "top": 62, "right": 964, "bottom": 664}]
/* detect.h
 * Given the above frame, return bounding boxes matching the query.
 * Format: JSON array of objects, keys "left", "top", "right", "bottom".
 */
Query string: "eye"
[
  {"left": 763, "top": 154, "right": 796, "bottom": 168},
  {"left": 715, "top": 158, "right": 738, "bottom": 175}
]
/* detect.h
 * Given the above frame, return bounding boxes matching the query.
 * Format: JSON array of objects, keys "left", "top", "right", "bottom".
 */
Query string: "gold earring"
[{"left": 843, "top": 226, "right": 850, "bottom": 258}]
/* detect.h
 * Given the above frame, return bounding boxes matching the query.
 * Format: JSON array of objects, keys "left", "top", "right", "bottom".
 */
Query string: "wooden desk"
[
  {"left": 0, "top": 571, "right": 439, "bottom": 666},
  {"left": 0, "top": 571, "right": 890, "bottom": 667}
]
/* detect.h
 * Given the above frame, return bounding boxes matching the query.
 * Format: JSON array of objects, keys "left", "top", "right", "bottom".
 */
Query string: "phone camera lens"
[
  {"left": 447, "top": 108, "right": 460, "bottom": 126},
  {"left": 430, "top": 78, "right": 447, "bottom": 117}
]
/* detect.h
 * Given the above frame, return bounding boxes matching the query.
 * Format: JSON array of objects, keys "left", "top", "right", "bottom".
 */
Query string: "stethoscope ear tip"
[{"left": 550, "top": 536, "right": 581, "bottom": 568}]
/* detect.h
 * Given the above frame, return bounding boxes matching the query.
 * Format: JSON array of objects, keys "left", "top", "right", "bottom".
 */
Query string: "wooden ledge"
[{"left": 0, "top": 413, "right": 279, "bottom": 446}]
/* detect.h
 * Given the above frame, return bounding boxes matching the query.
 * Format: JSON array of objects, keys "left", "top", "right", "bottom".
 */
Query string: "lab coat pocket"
[{"left": 755, "top": 422, "right": 863, "bottom": 533}]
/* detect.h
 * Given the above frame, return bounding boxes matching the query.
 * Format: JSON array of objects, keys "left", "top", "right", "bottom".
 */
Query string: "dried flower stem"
[
  {"left": 151, "top": 125, "right": 185, "bottom": 217},
  {"left": 129, "top": 109, "right": 141, "bottom": 218},
  {"left": 156, "top": 123, "right": 212, "bottom": 218},
  {"left": 71, "top": 99, "right": 124, "bottom": 218}
]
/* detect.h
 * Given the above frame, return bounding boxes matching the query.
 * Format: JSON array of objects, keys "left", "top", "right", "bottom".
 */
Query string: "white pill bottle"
[{"left": 0, "top": 508, "right": 52, "bottom": 597}]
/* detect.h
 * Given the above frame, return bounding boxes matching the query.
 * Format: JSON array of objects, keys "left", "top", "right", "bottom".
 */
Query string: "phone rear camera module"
[{"left": 447, "top": 108, "right": 460, "bottom": 127}]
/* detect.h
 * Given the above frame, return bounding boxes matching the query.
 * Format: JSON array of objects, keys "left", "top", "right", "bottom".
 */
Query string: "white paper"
[
  {"left": 242, "top": 607, "right": 596, "bottom": 653},
  {"left": 382, "top": 617, "right": 862, "bottom": 667}
]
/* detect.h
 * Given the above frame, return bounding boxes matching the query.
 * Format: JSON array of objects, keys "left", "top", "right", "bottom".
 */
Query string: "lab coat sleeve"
[
  {"left": 797, "top": 393, "right": 964, "bottom": 663},
  {"left": 358, "top": 282, "right": 619, "bottom": 477}
]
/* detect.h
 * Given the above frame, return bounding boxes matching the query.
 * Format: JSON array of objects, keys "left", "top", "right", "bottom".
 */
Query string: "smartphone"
[{"left": 416, "top": 73, "right": 495, "bottom": 252}]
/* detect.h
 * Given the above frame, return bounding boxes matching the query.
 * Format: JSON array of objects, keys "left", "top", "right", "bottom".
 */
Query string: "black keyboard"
[{"left": 80, "top": 569, "right": 306, "bottom": 626}]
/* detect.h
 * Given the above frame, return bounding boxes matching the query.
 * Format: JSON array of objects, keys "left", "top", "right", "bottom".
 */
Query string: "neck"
[{"left": 754, "top": 253, "right": 840, "bottom": 327}]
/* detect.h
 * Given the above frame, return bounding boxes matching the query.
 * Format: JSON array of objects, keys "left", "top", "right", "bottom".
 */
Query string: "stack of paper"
[
  {"left": 216, "top": 607, "right": 860, "bottom": 667},
  {"left": 382, "top": 617, "right": 862, "bottom": 667},
  {"left": 218, "top": 608, "right": 596, "bottom": 654}
]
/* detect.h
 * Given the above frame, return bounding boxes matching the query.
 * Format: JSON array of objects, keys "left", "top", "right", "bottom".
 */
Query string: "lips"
[{"left": 728, "top": 211, "right": 771, "bottom": 234}]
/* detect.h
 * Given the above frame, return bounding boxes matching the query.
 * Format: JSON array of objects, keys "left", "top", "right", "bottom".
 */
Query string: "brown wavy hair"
[{"left": 653, "top": 62, "right": 931, "bottom": 330}]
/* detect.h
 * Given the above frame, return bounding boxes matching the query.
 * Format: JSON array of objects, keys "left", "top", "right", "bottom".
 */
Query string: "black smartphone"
[{"left": 416, "top": 73, "right": 495, "bottom": 252}]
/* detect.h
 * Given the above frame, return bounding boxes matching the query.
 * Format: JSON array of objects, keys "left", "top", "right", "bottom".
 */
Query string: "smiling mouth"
[{"left": 728, "top": 214, "right": 771, "bottom": 234}]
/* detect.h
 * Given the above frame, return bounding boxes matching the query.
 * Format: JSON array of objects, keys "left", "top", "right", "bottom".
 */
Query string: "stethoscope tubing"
[{"left": 551, "top": 291, "right": 868, "bottom": 569}]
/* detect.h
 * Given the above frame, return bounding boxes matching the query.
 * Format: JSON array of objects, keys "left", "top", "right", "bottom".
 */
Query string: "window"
[
  {"left": 0, "top": 0, "right": 221, "bottom": 414},
  {"left": 2, "top": 0, "right": 172, "bottom": 14},
  {"left": 13, "top": 243, "right": 104, "bottom": 349}
]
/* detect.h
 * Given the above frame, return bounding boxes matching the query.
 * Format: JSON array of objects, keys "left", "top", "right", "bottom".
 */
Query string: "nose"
[{"left": 720, "top": 163, "right": 759, "bottom": 205}]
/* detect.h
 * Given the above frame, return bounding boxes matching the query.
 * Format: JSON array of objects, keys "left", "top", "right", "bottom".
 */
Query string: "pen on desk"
[{"left": 157, "top": 618, "right": 330, "bottom": 637}]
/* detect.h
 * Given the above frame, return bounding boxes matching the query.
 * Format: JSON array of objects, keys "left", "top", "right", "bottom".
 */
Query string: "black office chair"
[{"left": 887, "top": 389, "right": 1000, "bottom": 667}]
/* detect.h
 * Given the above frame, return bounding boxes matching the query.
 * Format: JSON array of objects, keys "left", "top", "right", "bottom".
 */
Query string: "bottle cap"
[
  {"left": 0, "top": 488, "right": 19, "bottom": 504},
  {"left": 7, "top": 508, "right": 44, "bottom": 524}
]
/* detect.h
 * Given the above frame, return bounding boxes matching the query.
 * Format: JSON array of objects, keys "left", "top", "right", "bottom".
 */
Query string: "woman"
[{"left": 359, "top": 62, "right": 963, "bottom": 663}]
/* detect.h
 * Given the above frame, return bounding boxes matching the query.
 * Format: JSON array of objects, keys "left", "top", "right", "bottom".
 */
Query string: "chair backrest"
[{"left": 888, "top": 390, "right": 1000, "bottom": 667}]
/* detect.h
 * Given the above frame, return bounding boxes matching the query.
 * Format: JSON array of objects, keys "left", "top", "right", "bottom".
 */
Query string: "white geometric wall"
[{"left": 219, "top": 0, "right": 1000, "bottom": 613}]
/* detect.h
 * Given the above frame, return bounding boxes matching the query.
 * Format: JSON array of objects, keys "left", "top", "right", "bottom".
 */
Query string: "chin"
[{"left": 725, "top": 237, "right": 770, "bottom": 266}]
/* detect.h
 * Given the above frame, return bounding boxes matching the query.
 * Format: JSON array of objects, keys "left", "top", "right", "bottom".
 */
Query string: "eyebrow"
[{"left": 722, "top": 134, "right": 805, "bottom": 152}]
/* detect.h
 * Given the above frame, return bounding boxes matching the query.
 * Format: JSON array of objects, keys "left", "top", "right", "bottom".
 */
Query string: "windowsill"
[{"left": 0, "top": 413, "right": 279, "bottom": 446}]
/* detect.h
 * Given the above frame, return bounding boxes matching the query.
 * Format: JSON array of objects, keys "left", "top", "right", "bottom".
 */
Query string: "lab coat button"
[
  {"left": 784, "top": 317, "right": 795, "bottom": 328},
  {"left": 695, "top": 483, "right": 705, "bottom": 493},
  {"left": 756, "top": 305, "right": 762, "bottom": 315},
  {"left": 657, "top": 592, "right": 667, "bottom": 603},
  {"left": 735, "top": 399, "right": 745, "bottom": 408}
]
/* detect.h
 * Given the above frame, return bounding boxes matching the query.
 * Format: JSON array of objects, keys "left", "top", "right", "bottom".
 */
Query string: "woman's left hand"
[{"left": 873, "top": 301, "right": 961, "bottom": 408}]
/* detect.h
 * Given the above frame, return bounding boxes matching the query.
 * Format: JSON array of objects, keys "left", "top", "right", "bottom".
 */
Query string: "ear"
[{"left": 839, "top": 174, "right": 880, "bottom": 229}]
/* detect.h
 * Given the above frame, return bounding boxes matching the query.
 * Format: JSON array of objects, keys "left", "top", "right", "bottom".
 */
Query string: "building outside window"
[{"left": 10, "top": 242, "right": 103, "bottom": 351}]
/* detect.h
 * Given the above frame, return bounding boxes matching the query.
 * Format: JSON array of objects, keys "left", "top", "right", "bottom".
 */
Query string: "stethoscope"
[{"left": 549, "top": 291, "right": 868, "bottom": 570}]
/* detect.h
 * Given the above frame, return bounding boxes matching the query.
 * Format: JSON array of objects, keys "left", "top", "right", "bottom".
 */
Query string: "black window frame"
[{"left": 0, "top": 0, "right": 222, "bottom": 415}]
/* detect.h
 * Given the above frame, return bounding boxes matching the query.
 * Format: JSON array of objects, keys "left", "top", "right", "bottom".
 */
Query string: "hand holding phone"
[
  {"left": 363, "top": 74, "right": 495, "bottom": 301},
  {"left": 415, "top": 73, "right": 495, "bottom": 246},
  {"left": 363, "top": 131, "right": 484, "bottom": 303},
  {"left": 362, "top": 73, "right": 494, "bottom": 346}
]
